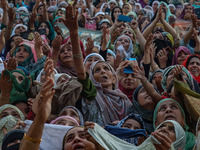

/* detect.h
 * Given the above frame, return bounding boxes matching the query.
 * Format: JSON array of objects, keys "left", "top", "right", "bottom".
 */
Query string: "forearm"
[
  {"left": 5, "top": 22, "right": 13, "bottom": 42},
  {"left": 19, "top": 117, "right": 44, "bottom": 150},
  {"left": 0, "top": 92, "right": 10, "bottom": 106},
  {"left": 140, "top": 77, "right": 162, "bottom": 103},
  {"left": 42, "top": 4, "right": 49, "bottom": 21},
  {"left": 70, "top": 31, "right": 86, "bottom": 80},
  {"left": 135, "top": 28, "right": 146, "bottom": 52},
  {"left": 142, "top": 20, "right": 157, "bottom": 39},
  {"left": 2, "top": 11, "right": 8, "bottom": 27},
  {"left": 183, "top": 26, "right": 193, "bottom": 44}
]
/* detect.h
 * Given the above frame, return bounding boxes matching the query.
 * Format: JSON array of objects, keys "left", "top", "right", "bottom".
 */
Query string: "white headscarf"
[
  {"left": 17, "top": 6, "right": 29, "bottom": 14},
  {"left": 11, "top": 24, "right": 28, "bottom": 36},
  {"left": 83, "top": 53, "right": 105, "bottom": 64},
  {"left": 100, "top": 3, "right": 110, "bottom": 12},
  {"left": 36, "top": 68, "right": 58, "bottom": 82}
]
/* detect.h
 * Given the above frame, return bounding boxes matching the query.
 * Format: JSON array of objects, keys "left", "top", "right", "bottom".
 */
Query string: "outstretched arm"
[{"left": 61, "top": 2, "right": 86, "bottom": 80}]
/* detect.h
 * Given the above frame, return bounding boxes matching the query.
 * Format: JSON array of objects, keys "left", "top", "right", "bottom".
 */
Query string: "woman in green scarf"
[{"left": 153, "top": 98, "right": 196, "bottom": 150}]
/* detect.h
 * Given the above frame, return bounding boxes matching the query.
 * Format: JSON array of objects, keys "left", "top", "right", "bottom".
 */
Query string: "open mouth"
[
  {"left": 74, "top": 145, "right": 84, "bottom": 150},
  {"left": 165, "top": 115, "right": 175, "bottom": 120},
  {"left": 101, "top": 76, "right": 108, "bottom": 82}
]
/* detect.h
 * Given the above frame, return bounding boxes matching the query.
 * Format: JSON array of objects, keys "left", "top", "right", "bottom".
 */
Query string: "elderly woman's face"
[
  {"left": 57, "top": 75, "right": 70, "bottom": 85},
  {"left": 84, "top": 56, "right": 102, "bottom": 74},
  {"left": 122, "top": 118, "right": 141, "bottom": 130},
  {"left": 59, "top": 44, "right": 73, "bottom": 65},
  {"left": 12, "top": 72, "right": 25, "bottom": 84},
  {"left": 123, "top": 30, "right": 135, "bottom": 42},
  {"left": 0, "top": 108, "right": 20, "bottom": 119},
  {"left": 15, "top": 26, "right": 26, "bottom": 36},
  {"left": 93, "top": 62, "right": 116, "bottom": 90},
  {"left": 187, "top": 57, "right": 200, "bottom": 77},
  {"left": 155, "top": 100, "right": 185, "bottom": 128},
  {"left": 156, "top": 122, "right": 176, "bottom": 142},
  {"left": 115, "top": 36, "right": 130, "bottom": 51},
  {"left": 15, "top": 46, "right": 30, "bottom": 64},
  {"left": 137, "top": 87, "right": 156, "bottom": 111},
  {"left": 64, "top": 127, "right": 96, "bottom": 150},
  {"left": 60, "top": 108, "right": 80, "bottom": 124}
]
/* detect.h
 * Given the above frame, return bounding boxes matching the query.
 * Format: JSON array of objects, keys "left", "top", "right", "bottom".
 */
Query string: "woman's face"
[
  {"left": 15, "top": 46, "right": 30, "bottom": 64},
  {"left": 123, "top": 4, "right": 130, "bottom": 14},
  {"left": 54, "top": 18, "right": 64, "bottom": 25},
  {"left": 122, "top": 118, "right": 141, "bottom": 130},
  {"left": 156, "top": 122, "right": 176, "bottom": 142},
  {"left": 185, "top": 5, "right": 193, "bottom": 15},
  {"left": 64, "top": 127, "right": 96, "bottom": 150},
  {"left": 187, "top": 57, "right": 200, "bottom": 77},
  {"left": 177, "top": 50, "right": 189, "bottom": 65},
  {"left": 84, "top": 56, "right": 102, "bottom": 73},
  {"left": 153, "top": 3, "right": 158, "bottom": 13},
  {"left": 115, "top": 36, "right": 130, "bottom": 51},
  {"left": 102, "top": 4, "right": 108, "bottom": 12},
  {"left": 15, "top": 26, "right": 26, "bottom": 35},
  {"left": 123, "top": 30, "right": 135, "bottom": 42},
  {"left": 60, "top": 108, "right": 80, "bottom": 124},
  {"left": 93, "top": 62, "right": 116, "bottom": 90},
  {"left": 50, "top": 0, "right": 57, "bottom": 6},
  {"left": 54, "top": 118, "right": 78, "bottom": 126},
  {"left": 57, "top": 75, "right": 70, "bottom": 85},
  {"left": 137, "top": 87, "right": 156, "bottom": 111},
  {"left": 106, "top": 53, "right": 115, "bottom": 67},
  {"left": 56, "top": 10, "right": 65, "bottom": 18},
  {"left": 109, "top": 2, "right": 117, "bottom": 11},
  {"left": 166, "top": 68, "right": 187, "bottom": 89},
  {"left": 113, "top": 8, "right": 122, "bottom": 20},
  {"left": 155, "top": 100, "right": 185, "bottom": 128},
  {"left": 0, "top": 108, "right": 20, "bottom": 119},
  {"left": 59, "top": 44, "right": 73, "bottom": 65},
  {"left": 12, "top": 72, "right": 25, "bottom": 84},
  {"left": 38, "top": 23, "right": 50, "bottom": 36},
  {"left": 121, "top": 73, "right": 139, "bottom": 90},
  {"left": 38, "top": 6, "right": 44, "bottom": 15}
]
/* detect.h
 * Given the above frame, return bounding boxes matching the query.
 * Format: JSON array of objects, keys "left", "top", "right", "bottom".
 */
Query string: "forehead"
[
  {"left": 1, "top": 108, "right": 18, "bottom": 114},
  {"left": 118, "top": 36, "right": 129, "bottom": 41},
  {"left": 94, "top": 62, "right": 109, "bottom": 68},
  {"left": 159, "top": 100, "right": 179, "bottom": 108},
  {"left": 66, "top": 127, "right": 84, "bottom": 136},
  {"left": 12, "top": 71, "right": 24, "bottom": 77},
  {"left": 190, "top": 57, "right": 200, "bottom": 62},
  {"left": 63, "top": 107, "right": 78, "bottom": 114}
]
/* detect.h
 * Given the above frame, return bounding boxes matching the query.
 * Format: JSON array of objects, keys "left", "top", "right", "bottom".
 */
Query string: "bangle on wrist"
[
  {"left": 1, "top": 95, "right": 10, "bottom": 100},
  {"left": 24, "top": 133, "right": 42, "bottom": 144},
  {"left": 73, "top": 53, "right": 83, "bottom": 58}
]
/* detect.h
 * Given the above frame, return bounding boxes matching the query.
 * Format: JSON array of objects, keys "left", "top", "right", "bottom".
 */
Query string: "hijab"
[
  {"left": 172, "top": 46, "right": 191, "bottom": 65},
  {"left": 179, "top": 4, "right": 194, "bottom": 19},
  {"left": 50, "top": 116, "right": 79, "bottom": 125},
  {"left": 158, "top": 1, "right": 174, "bottom": 22},
  {"left": 11, "top": 24, "right": 28, "bottom": 36},
  {"left": 59, "top": 106, "right": 84, "bottom": 126},
  {"left": 114, "top": 35, "right": 134, "bottom": 58},
  {"left": 153, "top": 98, "right": 195, "bottom": 150}
]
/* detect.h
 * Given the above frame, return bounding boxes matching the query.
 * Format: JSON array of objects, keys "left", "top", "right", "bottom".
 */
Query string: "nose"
[
  {"left": 73, "top": 135, "right": 81, "bottom": 143},
  {"left": 165, "top": 106, "right": 172, "bottom": 113},
  {"left": 127, "top": 74, "right": 132, "bottom": 79}
]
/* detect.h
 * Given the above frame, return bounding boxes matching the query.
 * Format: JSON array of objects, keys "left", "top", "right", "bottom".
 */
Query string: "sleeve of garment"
[
  {"left": 143, "top": 63, "right": 151, "bottom": 79},
  {"left": 0, "top": 24, "right": 7, "bottom": 30},
  {"left": 99, "top": 49, "right": 107, "bottom": 61},
  {"left": 78, "top": 73, "right": 97, "bottom": 102},
  {"left": 180, "top": 38, "right": 194, "bottom": 54}
]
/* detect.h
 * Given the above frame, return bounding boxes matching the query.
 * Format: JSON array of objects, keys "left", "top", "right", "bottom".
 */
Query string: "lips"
[
  {"left": 164, "top": 115, "right": 176, "bottom": 120},
  {"left": 100, "top": 75, "right": 108, "bottom": 82},
  {"left": 73, "top": 144, "right": 84, "bottom": 150}
]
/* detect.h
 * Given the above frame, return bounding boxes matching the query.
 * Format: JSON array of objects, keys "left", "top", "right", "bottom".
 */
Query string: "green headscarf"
[
  {"left": 126, "top": 11, "right": 137, "bottom": 19},
  {"left": 161, "top": 65, "right": 193, "bottom": 91},
  {"left": 13, "top": 44, "right": 34, "bottom": 68},
  {"left": 53, "top": 8, "right": 65, "bottom": 20},
  {"left": 153, "top": 98, "right": 195, "bottom": 150},
  {"left": 3, "top": 69, "right": 31, "bottom": 104}
]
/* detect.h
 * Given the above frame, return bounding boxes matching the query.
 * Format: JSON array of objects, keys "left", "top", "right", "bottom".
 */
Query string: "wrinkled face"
[
  {"left": 166, "top": 68, "right": 188, "bottom": 89},
  {"left": 50, "top": 0, "right": 57, "bottom": 6},
  {"left": 56, "top": 10, "right": 65, "bottom": 18},
  {"left": 84, "top": 56, "right": 102, "bottom": 74},
  {"left": 93, "top": 62, "right": 116, "bottom": 90},
  {"left": 0, "top": 108, "right": 20, "bottom": 119},
  {"left": 64, "top": 127, "right": 96, "bottom": 150},
  {"left": 15, "top": 102, "right": 29, "bottom": 119},
  {"left": 187, "top": 57, "right": 200, "bottom": 77},
  {"left": 155, "top": 100, "right": 185, "bottom": 128},
  {"left": 156, "top": 122, "right": 176, "bottom": 142},
  {"left": 106, "top": 53, "right": 115, "bottom": 67},
  {"left": 113, "top": 8, "right": 122, "bottom": 20},
  {"left": 59, "top": 44, "right": 73, "bottom": 65},
  {"left": 115, "top": 36, "right": 130, "bottom": 51},
  {"left": 38, "top": 23, "right": 50, "bottom": 36},
  {"left": 137, "top": 87, "right": 156, "bottom": 111},
  {"left": 12, "top": 72, "right": 25, "bottom": 84},
  {"left": 60, "top": 108, "right": 80, "bottom": 124},
  {"left": 57, "top": 75, "right": 70, "bottom": 85},
  {"left": 123, "top": 4, "right": 130, "bottom": 14},
  {"left": 109, "top": 2, "right": 117, "bottom": 10},
  {"left": 177, "top": 50, "right": 189, "bottom": 65},
  {"left": 122, "top": 118, "right": 141, "bottom": 130},
  {"left": 15, "top": 26, "right": 26, "bottom": 35},
  {"left": 15, "top": 46, "right": 30, "bottom": 64},
  {"left": 120, "top": 73, "right": 139, "bottom": 90},
  {"left": 54, "top": 118, "right": 78, "bottom": 126}
]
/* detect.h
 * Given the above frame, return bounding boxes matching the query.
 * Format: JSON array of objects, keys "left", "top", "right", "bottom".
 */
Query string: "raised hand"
[
  {"left": 116, "top": 60, "right": 129, "bottom": 79},
  {"left": 0, "top": 29, "right": 6, "bottom": 51},
  {"left": 34, "top": 32, "right": 43, "bottom": 59},
  {"left": 191, "top": 14, "right": 197, "bottom": 28},
  {"left": 43, "top": 57, "right": 54, "bottom": 79},
  {"left": 133, "top": 65, "right": 146, "bottom": 82},
  {"left": 61, "top": 4, "right": 78, "bottom": 32},
  {"left": 101, "top": 26, "right": 110, "bottom": 51},
  {"left": 129, "top": 19, "right": 138, "bottom": 30},
  {"left": 3, "top": 57, "right": 17, "bottom": 71},
  {"left": 145, "top": 33, "right": 153, "bottom": 54},
  {"left": 85, "top": 37, "right": 94, "bottom": 56},
  {"left": 8, "top": 7, "right": 16, "bottom": 22},
  {"left": 174, "top": 65, "right": 184, "bottom": 81}
]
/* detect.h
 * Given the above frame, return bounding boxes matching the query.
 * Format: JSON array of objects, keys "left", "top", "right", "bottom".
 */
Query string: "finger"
[{"left": 2, "top": 127, "right": 8, "bottom": 135}]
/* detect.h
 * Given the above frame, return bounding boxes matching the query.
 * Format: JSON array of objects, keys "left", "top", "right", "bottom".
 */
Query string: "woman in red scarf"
[{"left": 182, "top": 54, "right": 200, "bottom": 84}]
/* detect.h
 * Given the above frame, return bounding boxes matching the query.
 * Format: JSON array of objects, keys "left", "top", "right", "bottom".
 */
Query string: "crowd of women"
[{"left": 0, "top": 0, "right": 200, "bottom": 149}]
